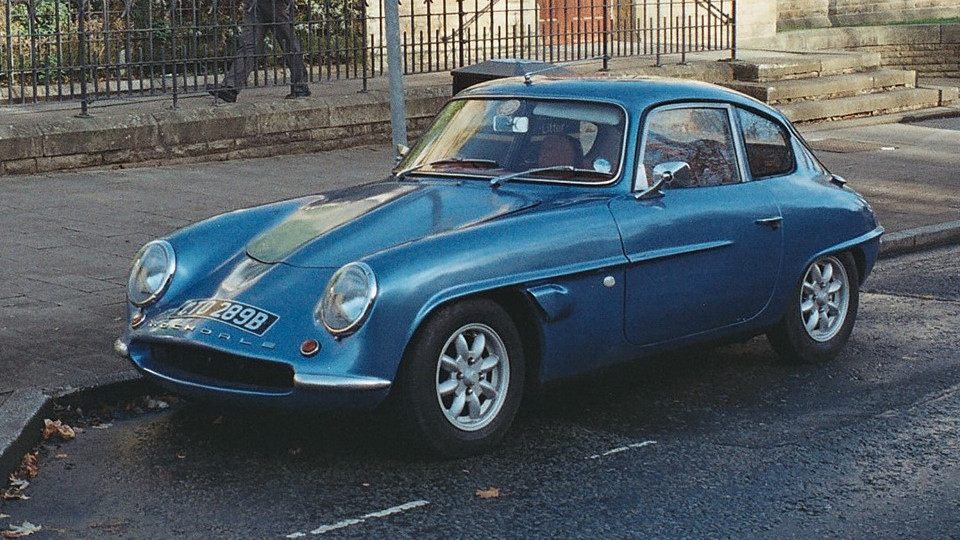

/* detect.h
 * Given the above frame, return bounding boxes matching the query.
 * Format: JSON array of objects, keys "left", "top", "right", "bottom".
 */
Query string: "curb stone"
[
  {"left": 0, "top": 370, "right": 144, "bottom": 483},
  {"left": 0, "top": 389, "right": 52, "bottom": 483},
  {"left": 879, "top": 220, "right": 960, "bottom": 257}
]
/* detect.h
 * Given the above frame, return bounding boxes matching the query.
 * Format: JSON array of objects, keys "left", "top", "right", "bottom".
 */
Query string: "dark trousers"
[{"left": 222, "top": 0, "right": 308, "bottom": 90}]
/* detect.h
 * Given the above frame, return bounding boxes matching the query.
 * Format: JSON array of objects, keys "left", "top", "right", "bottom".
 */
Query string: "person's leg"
[
  {"left": 270, "top": 0, "right": 310, "bottom": 97},
  {"left": 212, "top": 0, "right": 266, "bottom": 101}
]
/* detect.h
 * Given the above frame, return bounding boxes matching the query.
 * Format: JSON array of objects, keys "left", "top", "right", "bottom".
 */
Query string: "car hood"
[{"left": 246, "top": 180, "right": 541, "bottom": 268}]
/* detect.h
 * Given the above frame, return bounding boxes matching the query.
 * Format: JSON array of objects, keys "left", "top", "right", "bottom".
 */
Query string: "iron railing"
[{"left": 1, "top": 0, "right": 735, "bottom": 110}]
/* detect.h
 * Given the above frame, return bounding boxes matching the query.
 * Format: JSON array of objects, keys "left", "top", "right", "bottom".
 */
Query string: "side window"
[
  {"left": 641, "top": 106, "right": 739, "bottom": 189},
  {"left": 737, "top": 108, "right": 795, "bottom": 179}
]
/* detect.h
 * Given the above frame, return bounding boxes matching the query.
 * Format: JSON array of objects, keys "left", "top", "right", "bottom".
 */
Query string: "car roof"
[{"left": 456, "top": 75, "right": 780, "bottom": 118}]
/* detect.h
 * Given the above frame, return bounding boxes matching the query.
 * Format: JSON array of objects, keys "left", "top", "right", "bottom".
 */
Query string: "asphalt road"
[{"left": 2, "top": 245, "right": 958, "bottom": 539}]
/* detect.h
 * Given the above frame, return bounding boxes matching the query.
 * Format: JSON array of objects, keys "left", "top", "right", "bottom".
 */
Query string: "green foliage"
[
  {"left": 0, "top": 0, "right": 367, "bottom": 92},
  {"left": 295, "top": 0, "right": 365, "bottom": 64},
  {"left": 5, "top": 0, "right": 77, "bottom": 83},
  {"left": 9, "top": 0, "right": 74, "bottom": 36}
]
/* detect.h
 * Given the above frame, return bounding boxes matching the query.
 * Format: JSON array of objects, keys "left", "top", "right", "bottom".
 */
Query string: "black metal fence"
[{"left": 1, "top": 0, "right": 734, "bottom": 109}]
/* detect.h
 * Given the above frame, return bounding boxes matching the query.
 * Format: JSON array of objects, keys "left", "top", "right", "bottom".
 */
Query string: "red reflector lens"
[{"left": 300, "top": 339, "right": 321, "bottom": 357}]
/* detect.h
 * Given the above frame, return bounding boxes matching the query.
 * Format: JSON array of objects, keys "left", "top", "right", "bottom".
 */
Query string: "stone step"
[
  {"left": 778, "top": 87, "right": 944, "bottom": 123},
  {"left": 920, "top": 84, "right": 960, "bottom": 106},
  {"left": 730, "top": 51, "right": 883, "bottom": 82},
  {"left": 724, "top": 69, "right": 917, "bottom": 104}
]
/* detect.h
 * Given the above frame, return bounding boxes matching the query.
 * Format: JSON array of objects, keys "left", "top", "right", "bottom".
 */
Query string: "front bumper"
[{"left": 115, "top": 336, "right": 392, "bottom": 411}]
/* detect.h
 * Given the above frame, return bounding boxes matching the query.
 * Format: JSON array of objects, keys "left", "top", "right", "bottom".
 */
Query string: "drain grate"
[{"left": 806, "top": 138, "right": 886, "bottom": 153}]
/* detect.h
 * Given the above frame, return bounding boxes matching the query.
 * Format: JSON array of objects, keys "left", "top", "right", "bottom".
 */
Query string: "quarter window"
[{"left": 737, "top": 108, "right": 795, "bottom": 179}]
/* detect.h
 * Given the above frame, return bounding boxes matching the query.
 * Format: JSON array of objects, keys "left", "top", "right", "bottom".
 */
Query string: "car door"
[{"left": 609, "top": 103, "right": 784, "bottom": 346}]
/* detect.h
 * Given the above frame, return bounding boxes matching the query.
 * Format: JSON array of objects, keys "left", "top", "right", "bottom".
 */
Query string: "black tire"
[
  {"left": 392, "top": 298, "right": 525, "bottom": 457},
  {"left": 768, "top": 251, "right": 860, "bottom": 365}
]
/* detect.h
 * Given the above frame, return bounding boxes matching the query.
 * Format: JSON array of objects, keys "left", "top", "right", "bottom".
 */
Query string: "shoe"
[
  {"left": 208, "top": 86, "right": 238, "bottom": 103},
  {"left": 285, "top": 86, "right": 311, "bottom": 99}
]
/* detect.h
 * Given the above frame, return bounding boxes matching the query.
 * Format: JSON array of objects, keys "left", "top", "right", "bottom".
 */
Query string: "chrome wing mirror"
[{"left": 636, "top": 161, "right": 691, "bottom": 200}]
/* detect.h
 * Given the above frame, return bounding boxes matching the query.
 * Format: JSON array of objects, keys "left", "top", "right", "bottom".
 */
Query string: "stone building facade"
[
  {"left": 740, "top": 1, "right": 960, "bottom": 78},
  {"left": 774, "top": 0, "right": 960, "bottom": 31},
  {"left": 740, "top": 0, "right": 960, "bottom": 39}
]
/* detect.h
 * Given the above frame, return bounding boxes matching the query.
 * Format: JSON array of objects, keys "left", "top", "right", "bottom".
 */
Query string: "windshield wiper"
[
  {"left": 490, "top": 166, "right": 613, "bottom": 187},
  {"left": 428, "top": 157, "right": 501, "bottom": 169},
  {"left": 395, "top": 157, "right": 501, "bottom": 181}
]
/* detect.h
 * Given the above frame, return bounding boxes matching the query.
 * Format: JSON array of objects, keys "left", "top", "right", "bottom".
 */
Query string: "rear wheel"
[
  {"left": 768, "top": 252, "right": 859, "bottom": 364},
  {"left": 393, "top": 299, "right": 524, "bottom": 457}
]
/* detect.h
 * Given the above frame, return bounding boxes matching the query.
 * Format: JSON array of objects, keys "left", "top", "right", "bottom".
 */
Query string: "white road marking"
[
  {"left": 285, "top": 500, "right": 430, "bottom": 538},
  {"left": 586, "top": 440, "right": 657, "bottom": 460}
]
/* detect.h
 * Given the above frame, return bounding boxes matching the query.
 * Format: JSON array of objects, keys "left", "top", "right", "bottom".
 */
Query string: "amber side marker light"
[{"left": 300, "top": 339, "right": 321, "bottom": 357}]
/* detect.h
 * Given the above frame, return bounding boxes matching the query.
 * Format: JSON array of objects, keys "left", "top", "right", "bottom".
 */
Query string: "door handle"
[{"left": 755, "top": 216, "right": 783, "bottom": 230}]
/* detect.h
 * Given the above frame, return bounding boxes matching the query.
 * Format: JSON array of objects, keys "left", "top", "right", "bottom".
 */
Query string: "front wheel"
[
  {"left": 768, "top": 252, "right": 860, "bottom": 364},
  {"left": 392, "top": 299, "right": 525, "bottom": 457}
]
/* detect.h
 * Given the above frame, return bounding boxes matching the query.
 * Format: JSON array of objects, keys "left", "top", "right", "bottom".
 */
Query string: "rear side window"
[{"left": 737, "top": 108, "right": 795, "bottom": 179}]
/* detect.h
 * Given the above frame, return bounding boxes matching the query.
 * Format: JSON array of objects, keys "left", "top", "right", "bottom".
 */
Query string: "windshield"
[{"left": 396, "top": 98, "right": 627, "bottom": 185}]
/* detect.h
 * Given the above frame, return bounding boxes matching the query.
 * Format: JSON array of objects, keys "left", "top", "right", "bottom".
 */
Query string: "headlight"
[
  {"left": 319, "top": 262, "right": 377, "bottom": 336},
  {"left": 127, "top": 240, "right": 176, "bottom": 306}
]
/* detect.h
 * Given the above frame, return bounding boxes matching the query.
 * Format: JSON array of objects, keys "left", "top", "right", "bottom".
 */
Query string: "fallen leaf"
[
  {"left": 0, "top": 491, "right": 29, "bottom": 501},
  {"left": 2, "top": 477, "right": 30, "bottom": 501},
  {"left": 0, "top": 514, "right": 9, "bottom": 519},
  {"left": 7, "top": 479, "right": 28, "bottom": 491},
  {"left": 2, "top": 521, "right": 42, "bottom": 538},
  {"left": 41, "top": 419, "right": 75, "bottom": 441},
  {"left": 17, "top": 454, "right": 38, "bottom": 479},
  {"left": 54, "top": 454, "right": 68, "bottom": 460},
  {"left": 475, "top": 487, "right": 500, "bottom": 499},
  {"left": 145, "top": 398, "right": 169, "bottom": 410}
]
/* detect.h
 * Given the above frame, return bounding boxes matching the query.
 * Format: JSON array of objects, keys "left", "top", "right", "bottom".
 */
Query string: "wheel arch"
[
  {"left": 390, "top": 286, "right": 545, "bottom": 400},
  {"left": 794, "top": 229, "right": 879, "bottom": 289},
  {"left": 767, "top": 248, "right": 861, "bottom": 364},
  {"left": 849, "top": 245, "right": 868, "bottom": 285}
]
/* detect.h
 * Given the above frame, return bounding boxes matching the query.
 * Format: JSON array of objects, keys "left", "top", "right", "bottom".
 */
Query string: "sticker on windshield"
[{"left": 497, "top": 100, "right": 521, "bottom": 115}]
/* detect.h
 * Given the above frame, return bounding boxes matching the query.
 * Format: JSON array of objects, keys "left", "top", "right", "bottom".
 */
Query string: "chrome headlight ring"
[
  {"left": 318, "top": 262, "right": 378, "bottom": 336},
  {"left": 127, "top": 240, "right": 176, "bottom": 307}
]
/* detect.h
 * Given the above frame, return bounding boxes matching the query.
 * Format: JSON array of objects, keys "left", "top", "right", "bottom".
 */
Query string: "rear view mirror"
[{"left": 493, "top": 115, "right": 529, "bottom": 133}]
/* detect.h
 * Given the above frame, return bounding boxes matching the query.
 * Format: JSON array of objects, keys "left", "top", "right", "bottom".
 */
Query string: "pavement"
[{"left": 2, "top": 60, "right": 960, "bottom": 481}]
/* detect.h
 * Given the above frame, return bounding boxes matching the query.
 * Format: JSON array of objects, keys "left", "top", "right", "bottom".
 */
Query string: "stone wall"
[
  {"left": 760, "top": 24, "right": 960, "bottom": 77},
  {"left": 778, "top": 0, "right": 960, "bottom": 30},
  {"left": 0, "top": 84, "right": 450, "bottom": 176},
  {"left": 738, "top": 2, "right": 779, "bottom": 41}
]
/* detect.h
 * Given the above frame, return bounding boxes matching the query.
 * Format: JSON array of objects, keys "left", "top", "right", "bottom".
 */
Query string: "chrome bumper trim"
[
  {"left": 114, "top": 338, "right": 130, "bottom": 358},
  {"left": 294, "top": 374, "right": 391, "bottom": 391}
]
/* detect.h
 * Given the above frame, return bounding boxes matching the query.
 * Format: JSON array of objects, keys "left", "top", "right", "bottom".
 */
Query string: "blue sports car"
[{"left": 116, "top": 76, "right": 883, "bottom": 456}]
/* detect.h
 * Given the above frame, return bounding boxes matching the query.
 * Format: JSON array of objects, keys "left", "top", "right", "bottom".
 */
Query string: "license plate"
[{"left": 171, "top": 299, "right": 279, "bottom": 336}]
